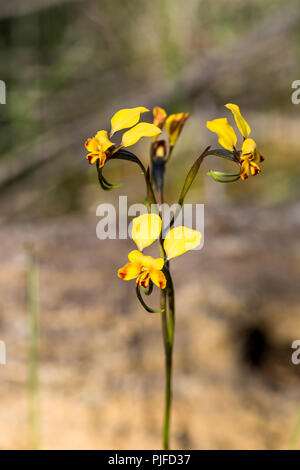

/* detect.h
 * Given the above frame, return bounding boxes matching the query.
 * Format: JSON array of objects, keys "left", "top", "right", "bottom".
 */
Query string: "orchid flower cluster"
[{"left": 84, "top": 104, "right": 264, "bottom": 449}]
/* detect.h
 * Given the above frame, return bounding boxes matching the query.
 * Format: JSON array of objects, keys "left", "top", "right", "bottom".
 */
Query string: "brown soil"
[{"left": 0, "top": 203, "right": 300, "bottom": 449}]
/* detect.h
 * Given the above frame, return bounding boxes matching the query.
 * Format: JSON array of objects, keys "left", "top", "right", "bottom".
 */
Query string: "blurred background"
[{"left": 0, "top": 0, "right": 300, "bottom": 449}]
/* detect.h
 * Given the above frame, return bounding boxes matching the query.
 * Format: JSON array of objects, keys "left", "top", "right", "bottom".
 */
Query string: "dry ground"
[{"left": 0, "top": 203, "right": 300, "bottom": 449}]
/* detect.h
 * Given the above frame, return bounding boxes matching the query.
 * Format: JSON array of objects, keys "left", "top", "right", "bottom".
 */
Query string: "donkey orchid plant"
[{"left": 84, "top": 104, "right": 264, "bottom": 449}]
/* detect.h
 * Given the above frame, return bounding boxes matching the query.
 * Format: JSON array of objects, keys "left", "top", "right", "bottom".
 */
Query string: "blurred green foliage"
[{"left": 0, "top": 0, "right": 299, "bottom": 216}]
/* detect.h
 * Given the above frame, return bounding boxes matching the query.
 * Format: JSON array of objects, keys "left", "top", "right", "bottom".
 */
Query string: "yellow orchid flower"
[
  {"left": 240, "top": 138, "right": 264, "bottom": 180},
  {"left": 118, "top": 213, "right": 202, "bottom": 289},
  {"left": 84, "top": 130, "right": 114, "bottom": 166},
  {"left": 118, "top": 250, "right": 166, "bottom": 289},
  {"left": 165, "top": 112, "right": 189, "bottom": 148},
  {"left": 84, "top": 107, "right": 162, "bottom": 166},
  {"left": 206, "top": 104, "right": 264, "bottom": 181},
  {"left": 110, "top": 106, "right": 149, "bottom": 136}
]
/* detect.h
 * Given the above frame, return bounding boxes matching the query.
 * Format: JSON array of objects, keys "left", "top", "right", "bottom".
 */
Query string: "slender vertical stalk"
[
  {"left": 160, "top": 289, "right": 170, "bottom": 450},
  {"left": 26, "top": 249, "right": 40, "bottom": 450},
  {"left": 157, "top": 156, "right": 175, "bottom": 449},
  {"left": 161, "top": 267, "right": 175, "bottom": 450}
]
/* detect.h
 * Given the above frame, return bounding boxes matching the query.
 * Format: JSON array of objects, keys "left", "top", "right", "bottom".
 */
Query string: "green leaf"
[{"left": 178, "top": 145, "right": 211, "bottom": 205}]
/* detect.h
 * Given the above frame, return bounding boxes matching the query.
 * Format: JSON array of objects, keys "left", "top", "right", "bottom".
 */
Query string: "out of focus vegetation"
[
  {"left": 0, "top": 0, "right": 299, "bottom": 219},
  {"left": 1, "top": 1, "right": 300, "bottom": 451}
]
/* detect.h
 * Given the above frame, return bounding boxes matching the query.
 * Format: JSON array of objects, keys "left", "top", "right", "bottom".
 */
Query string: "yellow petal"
[
  {"left": 131, "top": 213, "right": 162, "bottom": 251},
  {"left": 137, "top": 271, "right": 150, "bottom": 288},
  {"left": 85, "top": 137, "right": 99, "bottom": 153},
  {"left": 122, "top": 123, "right": 161, "bottom": 147},
  {"left": 86, "top": 153, "right": 99, "bottom": 165},
  {"left": 241, "top": 138, "right": 256, "bottom": 157},
  {"left": 150, "top": 269, "right": 166, "bottom": 289},
  {"left": 165, "top": 112, "right": 189, "bottom": 147},
  {"left": 129, "top": 250, "right": 164, "bottom": 271},
  {"left": 164, "top": 227, "right": 201, "bottom": 260},
  {"left": 258, "top": 152, "right": 264, "bottom": 163},
  {"left": 153, "top": 106, "right": 167, "bottom": 129},
  {"left": 206, "top": 118, "right": 237, "bottom": 151},
  {"left": 240, "top": 160, "right": 250, "bottom": 180},
  {"left": 110, "top": 107, "right": 149, "bottom": 136},
  {"left": 143, "top": 255, "right": 164, "bottom": 271},
  {"left": 254, "top": 151, "right": 264, "bottom": 164},
  {"left": 153, "top": 140, "right": 167, "bottom": 158},
  {"left": 95, "top": 130, "right": 114, "bottom": 152},
  {"left": 118, "top": 261, "right": 142, "bottom": 280},
  {"left": 241, "top": 138, "right": 264, "bottom": 166},
  {"left": 225, "top": 103, "right": 251, "bottom": 139},
  {"left": 128, "top": 250, "right": 145, "bottom": 264},
  {"left": 250, "top": 162, "right": 261, "bottom": 176}
]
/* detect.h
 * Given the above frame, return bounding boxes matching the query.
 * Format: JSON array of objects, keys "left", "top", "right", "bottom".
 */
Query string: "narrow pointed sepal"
[
  {"left": 136, "top": 285, "right": 164, "bottom": 313},
  {"left": 96, "top": 161, "right": 122, "bottom": 190}
]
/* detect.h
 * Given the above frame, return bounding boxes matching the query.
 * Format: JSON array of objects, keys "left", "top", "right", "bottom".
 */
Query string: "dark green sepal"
[{"left": 136, "top": 285, "right": 164, "bottom": 313}]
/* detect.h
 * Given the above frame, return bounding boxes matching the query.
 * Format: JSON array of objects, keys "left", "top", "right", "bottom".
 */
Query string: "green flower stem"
[
  {"left": 158, "top": 155, "right": 175, "bottom": 450},
  {"left": 161, "top": 266, "right": 175, "bottom": 450},
  {"left": 166, "top": 265, "right": 175, "bottom": 346},
  {"left": 157, "top": 145, "right": 231, "bottom": 448},
  {"left": 160, "top": 288, "right": 171, "bottom": 450}
]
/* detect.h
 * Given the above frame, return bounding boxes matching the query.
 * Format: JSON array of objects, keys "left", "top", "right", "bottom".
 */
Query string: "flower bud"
[
  {"left": 153, "top": 107, "right": 167, "bottom": 130},
  {"left": 165, "top": 112, "right": 189, "bottom": 148},
  {"left": 207, "top": 169, "right": 240, "bottom": 183},
  {"left": 152, "top": 140, "right": 167, "bottom": 159}
]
